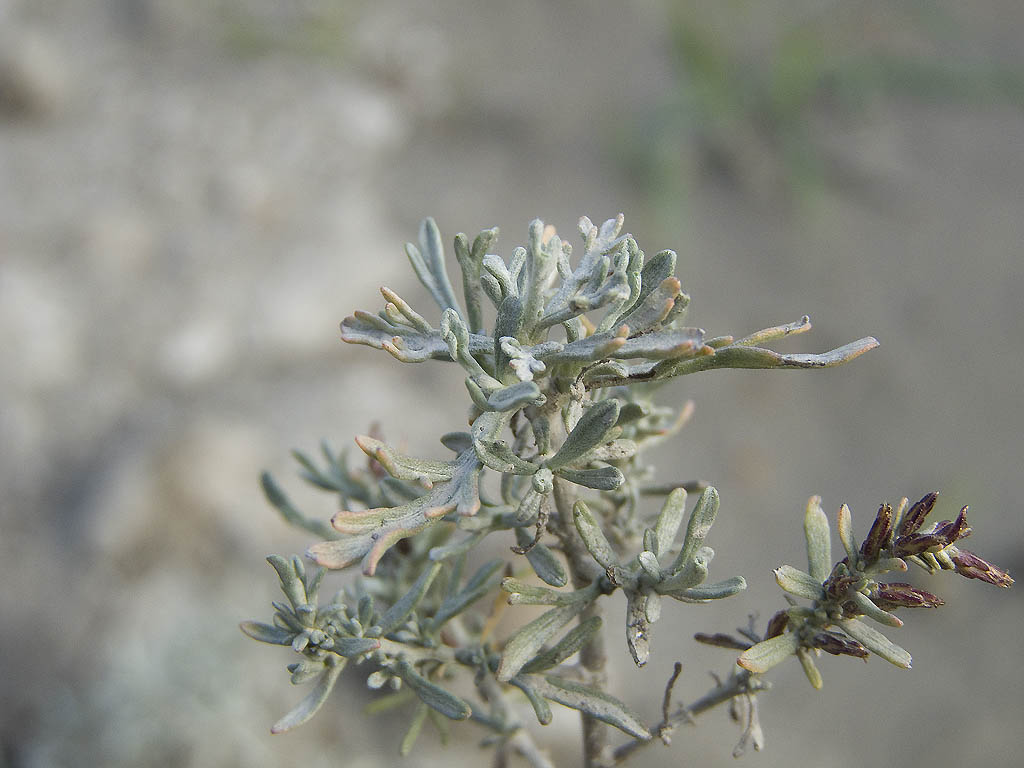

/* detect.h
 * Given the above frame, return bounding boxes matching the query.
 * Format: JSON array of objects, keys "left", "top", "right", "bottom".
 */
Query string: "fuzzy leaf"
[
  {"left": 400, "top": 702, "right": 430, "bottom": 757},
  {"left": 522, "top": 674, "right": 651, "bottom": 740},
  {"left": 572, "top": 500, "right": 619, "bottom": 570},
  {"left": 377, "top": 561, "right": 443, "bottom": 634},
  {"left": 616, "top": 276, "right": 682, "bottom": 334},
  {"left": 271, "top": 661, "right": 344, "bottom": 733},
  {"left": 804, "top": 495, "right": 832, "bottom": 584},
  {"left": 354, "top": 436, "right": 454, "bottom": 487},
  {"left": 523, "top": 615, "right": 603, "bottom": 673},
  {"left": 671, "top": 487, "right": 720, "bottom": 574},
  {"left": 240, "top": 621, "right": 294, "bottom": 646},
  {"left": 556, "top": 465, "right": 625, "bottom": 490},
  {"left": 406, "top": 217, "right": 461, "bottom": 313},
  {"left": 509, "top": 676, "right": 553, "bottom": 725},
  {"left": 502, "top": 578, "right": 593, "bottom": 606},
  {"left": 737, "top": 631, "right": 801, "bottom": 674},
  {"left": 838, "top": 618, "right": 912, "bottom": 668},
  {"left": 653, "top": 488, "right": 688, "bottom": 556},
  {"left": 309, "top": 450, "right": 481, "bottom": 575},
  {"left": 547, "top": 400, "right": 621, "bottom": 469},
  {"left": 774, "top": 565, "right": 824, "bottom": 601},
  {"left": 333, "top": 637, "right": 382, "bottom": 657},
  {"left": 797, "top": 648, "right": 823, "bottom": 690},
  {"left": 486, "top": 381, "right": 543, "bottom": 412},
  {"left": 848, "top": 590, "right": 903, "bottom": 628},
  {"left": 430, "top": 560, "right": 504, "bottom": 628},
  {"left": 837, "top": 503, "right": 858, "bottom": 562},
  {"left": 394, "top": 660, "right": 472, "bottom": 720},
  {"left": 497, "top": 602, "right": 587, "bottom": 682},
  {"left": 515, "top": 527, "right": 568, "bottom": 587},
  {"left": 677, "top": 575, "right": 747, "bottom": 601}
]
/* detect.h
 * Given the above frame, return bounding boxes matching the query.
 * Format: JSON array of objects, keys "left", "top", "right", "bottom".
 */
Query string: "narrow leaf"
[
  {"left": 671, "top": 487, "right": 720, "bottom": 574},
  {"left": 572, "top": 500, "right": 619, "bottom": 570},
  {"left": 524, "top": 674, "right": 651, "bottom": 740},
  {"left": 774, "top": 565, "right": 824, "bottom": 601},
  {"left": 515, "top": 527, "right": 568, "bottom": 587},
  {"left": 240, "top": 621, "right": 294, "bottom": 646},
  {"left": 497, "top": 602, "right": 586, "bottom": 682},
  {"left": 271, "top": 661, "right": 344, "bottom": 733},
  {"left": 400, "top": 702, "right": 430, "bottom": 757},
  {"left": 547, "top": 399, "right": 621, "bottom": 469},
  {"left": 653, "top": 488, "right": 688, "bottom": 556},
  {"left": 838, "top": 618, "right": 912, "bottom": 668},
  {"left": 679, "top": 575, "right": 747, "bottom": 601},
  {"left": 737, "top": 631, "right": 801, "bottom": 674},
  {"left": 797, "top": 648, "right": 823, "bottom": 690},
  {"left": 848, "top": 590, "right": 903, "bottom": 628},
  {"left": 377, "top": 561, "right": 443, "bottom": 635},
  {"left": 394, "top": 660, "right": 472, "bottom": 720},
  {"left": 804, "top": 495, "right": 832, "bottom": 584},
  {"left": 333, "top": 637, "right": 382, "bottom": 657},
  {"left": 523, "top": 616, "right": 603, "bottom": 673},
  {"left": 509, "top": 676, "right": 553, "bottom": 725},
  {"left": 556, "top": 465, "right": 624, "bottom": 490},
  {"left": 837, "top": 503, "right": 858, "bottom": 562}
]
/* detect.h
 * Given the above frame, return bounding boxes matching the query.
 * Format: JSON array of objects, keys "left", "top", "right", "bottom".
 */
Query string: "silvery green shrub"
[{"left": 244, "top": 215, "right": 1011, "bottom": 766}]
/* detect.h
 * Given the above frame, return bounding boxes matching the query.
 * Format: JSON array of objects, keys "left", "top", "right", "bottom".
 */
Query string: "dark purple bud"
[
  {"left": 872, "top": 582, "right": 945, "bottom": 610},
  {"left": 824, "top": 573, "right": 858, "bottom": 602},
  {"left": 896, "top": 492, "right": 938, "bottom": 537},
  {"left": 693, "top": 632, "right": 752, "bottom": 651},
  {"left": 951, "top": 549, "right": 1014, "bottom": 588},
  {"left": 932, "top": 506, "right": 972, "bottom": 545},
  {"left": 811, "top": 631, "right": 869, "bottom": 659},
  {"left": 765, "top": 610, "right": 789, "bottom": 639},
  {"left": 860, "top": 503, "right": 893, "bottom": 563},
  {"left": 893, "top": 532, "right": 948, "bottom": 557}
]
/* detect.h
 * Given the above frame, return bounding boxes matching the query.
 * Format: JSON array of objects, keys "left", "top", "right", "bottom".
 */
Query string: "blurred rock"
[{"left": 0, "top": 27, "right": 67, "bottom": 119}]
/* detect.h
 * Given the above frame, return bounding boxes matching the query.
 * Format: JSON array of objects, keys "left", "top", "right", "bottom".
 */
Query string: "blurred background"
[{"left": 2, "top": 1, "right": 1022, "bottom": 766}]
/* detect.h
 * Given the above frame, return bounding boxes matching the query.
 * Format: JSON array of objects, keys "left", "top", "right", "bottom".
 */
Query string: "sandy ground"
[{"left": 2, "top": 1, "right": 1022, "bottom": 766}]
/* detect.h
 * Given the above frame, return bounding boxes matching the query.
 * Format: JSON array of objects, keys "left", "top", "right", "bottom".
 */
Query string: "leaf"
[
  {"left": 430, "top": 560, "right": 505, "bottom": 628},
  {"left": 496, "top": 602, "right": 587, "bottom": 682},
  {"left": 572, "top": 500, "right": 619, "bottom": 570},
  {"left": 653, "top": 488, "right": 688, "bottom": 556},
  {"left": 737, "top": 631, "right": 801, "bottom": 674},
  {"left": 616, "top": 276, "right": 682, "bottom": 335},
  {"left": 310, "top": 449, "right": 482, "bottom": 575},
  {"left": 405, "top": 217, "right": 461, "bottom": 313},
  {"left": 555, "top": 465, "right": 624, "bottom": 491},
  {"left": 774, "top": 565, "right": 824, "bottom": 601},
  {"left": 848, "top": 590, "right": 903, "bottom": 628},
  {"left": 502, "top": 577, "right": 590, "bottom": 606},
  {"left": 804, "top": 495, "right": 832, "bottom": 584},
  {"left": 677, "top": 575, "right": 747, "bottom": 601},
  {"left": 271, "top": 661, "right": 344, "bottom": 733},
  {"left": 260, "top": 473, "right": 337, "bottom": 540},
  {"left": 797, "top": 648, "right": 823, "bottom": 690},
  {"left": 486, "top": 381, "right": 543, "bottom": 412},
  {"left": 547, "top": 399, "right": 621, "bottom": 469},
  {"left": 509, "top": 676, "right": 553, "bottom": 725},
  {"left": 354, "top": 436, "right": 454, "bottom": 487},
  {"left": 837, "top": 618, "right": 912, "bottom": 668},
  {"left": 670, "top": 486, "right": 720, "bottom": 574},
  {"left": 522, "top": 674, "right": 651, "bottom": 740},
  {"left": 377, "top": 561, "right": 443, "bottom": 634},
  {"left": 394, "top": 660, "right": 472, "bottom": 720},
  {"left": 837, "top": 503, "right": 858, "bottom": 561},
  {"left": 239, "top": 621, "right": 294, "bottom": 646},
  {"left": 515, "top": 527, "right": 568, "bottom": 587},
  {"left": 400, "top": 702, "right": 430, "bottom": 757},
  {"left": 523, "top": 616, "right": 603, "bottom": 673},
  {"left": 333, "top": 637, "right": 382, "bottom": 657}
]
